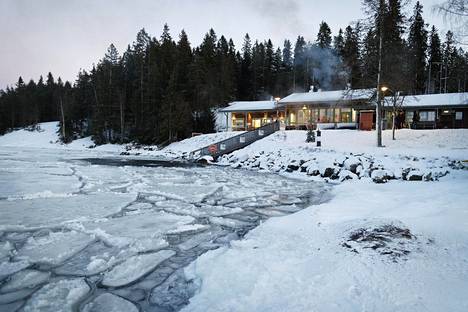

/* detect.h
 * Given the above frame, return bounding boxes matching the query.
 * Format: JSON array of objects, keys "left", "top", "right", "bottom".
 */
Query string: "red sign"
[{"left": 208, "top": 144, "right": 218, "bottom": 154}]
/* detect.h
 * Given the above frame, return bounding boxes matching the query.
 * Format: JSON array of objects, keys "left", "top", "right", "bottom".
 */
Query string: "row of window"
[
  {"left": 289, "top": 108, "right": 357, "bottom": 125},
  {"left": 406, "top": 110, "right": 464, "bottom": 122}
]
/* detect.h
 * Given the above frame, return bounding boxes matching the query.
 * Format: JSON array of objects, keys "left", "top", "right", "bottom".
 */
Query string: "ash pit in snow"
[{"left": 342, "top": 222, "right": 422, "bottom": 262}]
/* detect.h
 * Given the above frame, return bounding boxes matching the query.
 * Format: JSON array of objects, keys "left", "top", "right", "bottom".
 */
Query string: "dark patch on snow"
[{"left": 343, "top": 224, "right": 418, "bottom": 262}]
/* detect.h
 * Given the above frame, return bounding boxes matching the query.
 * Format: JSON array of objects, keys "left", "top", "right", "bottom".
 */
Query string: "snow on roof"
[
  {"left": 220, "top": 100, "right": 276, "bottom": 112},
  {"left": 279, "top": 89, "right": 374, "bottom": 105},
  {"left": 397, "top": 92, "right": 468, "bottom": 108}
]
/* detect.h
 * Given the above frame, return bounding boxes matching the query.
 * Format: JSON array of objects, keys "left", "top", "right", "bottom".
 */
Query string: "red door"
[{"left": 359, "top": 112, "right": 374, "bottom": 130}]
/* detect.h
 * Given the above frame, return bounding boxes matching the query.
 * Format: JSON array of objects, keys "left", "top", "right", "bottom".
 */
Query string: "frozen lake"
[{"left": 0, "top": 147, "right": 329, "bottom": 312}]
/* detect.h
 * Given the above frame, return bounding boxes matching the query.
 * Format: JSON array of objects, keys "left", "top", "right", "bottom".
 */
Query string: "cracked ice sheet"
[
  {"left": 0, "top": 193, "right": 137, "bottom": 230},
  {"left": 130, "top": 182, "right": 222, "bottom": 203},
  {"left": 76, "top": 166, "right": 136, "bottom": 192},
  {"left": 0, "top": 171, "right": 80, "bottom": 199},
  {"left": 1, "top": 270, "right": 51, "bottom": 292},
  {"left": 82, "top": 211, "right": 194, "bottom": 252},
  {"left": 15, "top": 231, "right": 94, "bottom": 266},
  {"left": 23, "top": 278, "right": 90, "bottom": 312},
  {"left": 155, "top": 200, "right": 243, "bottom": 217},
  {"left": 83, "top": 293, "right": 138, "bottom": 312},
  {"left": 102, "top": 250, "right": 176, "bottom": 287}
]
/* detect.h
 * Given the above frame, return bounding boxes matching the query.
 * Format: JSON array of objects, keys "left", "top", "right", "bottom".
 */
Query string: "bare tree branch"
[{"left": 433, "top": 0, "right": 468, "bottom": 45}]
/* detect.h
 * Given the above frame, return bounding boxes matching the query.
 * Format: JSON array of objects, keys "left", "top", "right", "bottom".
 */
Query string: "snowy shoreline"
[{"left": 1, "top": 122, "right": 468, "bottom": 311}]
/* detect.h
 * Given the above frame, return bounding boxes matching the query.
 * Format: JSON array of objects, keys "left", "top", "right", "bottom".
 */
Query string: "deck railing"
[{"left": 190, "top": 121, "right": 280, "bottom": 159}]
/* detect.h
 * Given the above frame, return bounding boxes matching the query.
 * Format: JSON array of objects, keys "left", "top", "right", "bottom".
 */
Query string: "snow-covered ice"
[
  {"left": 83, "top": 293, "right": 138, "bottom": 312},
  {"left": 102, "top": 250, "right": 176, "bottom": 287},
  {"left": 23, "top": 278, "right": 90, "bottom": 312},
  {"left": 15, "top": 231, "right": 94, "bottom": 266},
  {"left": 1, "top": 269, "right": 51, "bottom": 292}
]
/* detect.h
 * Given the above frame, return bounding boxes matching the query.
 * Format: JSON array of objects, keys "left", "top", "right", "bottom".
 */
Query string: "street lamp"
[{"left": 274, "top": 97, "right": 281, "bottom": 121}]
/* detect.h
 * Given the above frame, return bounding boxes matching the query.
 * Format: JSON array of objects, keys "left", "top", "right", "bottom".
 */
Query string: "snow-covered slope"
[
  {"left": 183, "top": 172, "right": 468, "bottom": 312},
  {"left": 0, "top": 122, "right": 241, "bottom": 156}
]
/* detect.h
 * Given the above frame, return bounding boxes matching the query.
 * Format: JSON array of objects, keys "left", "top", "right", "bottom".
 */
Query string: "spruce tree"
[
  {"left": 333, "top": 28, "right": 345, "bottom": 56},
  {"left": 428, "top": 26, "right": 443, "bottom": 93},
  {"left": 343, "top": 25, "right": 362, "bottom": 88},
  {"left": 239, "top": 34, "right": 253, "bottom": 100},
  {"left": 317, "top": 21, "right": 332, "bottom": 49},
  {"left": 407, "top": 1, "right": 428, "bottom": 94},
  {"left": 293, "top": 36, "right": 306, "bottom": 91}
]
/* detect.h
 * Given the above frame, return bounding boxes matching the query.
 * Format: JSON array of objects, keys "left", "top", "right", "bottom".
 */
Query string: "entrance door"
[{"left": 359, "top": 112, "right": 374, "bottom": 130}]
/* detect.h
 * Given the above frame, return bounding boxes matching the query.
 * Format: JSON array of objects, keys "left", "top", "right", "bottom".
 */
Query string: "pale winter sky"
[{"left": 0, "top": 0, "right": 449, "bottom": 90}]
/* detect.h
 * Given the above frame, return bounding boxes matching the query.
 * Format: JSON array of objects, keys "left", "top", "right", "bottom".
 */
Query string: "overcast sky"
[{"left": 0, "top": 0, "right": 449, "bottom": 90}]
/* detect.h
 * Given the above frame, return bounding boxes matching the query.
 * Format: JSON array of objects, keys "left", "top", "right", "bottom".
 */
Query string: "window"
[
  {"left": 334, "top": 109, "right": 341, "bottom": 123},
  {"left": 420, "top": 111, "right": 435, "bottom": 122},
  {"left": 326, "top": 109, "right": 333, "bottom": 122},
  {"left": 232, "top": 114, "right": 245, "bottom": 129},
  {"left": 311, "top": 109, "right": 319, "bottom": 123},
  {"left": 289, "top": 112, "right": 296, "bottom": 125},
  {"left": 319, "top": 109, "right": 333, "bottom": 123},
  {"left": 341, "top": 108, "right": 352, "bottom": 123},
  {"left": 406, "top": 111, "right": 414, "bottom": 123},
  {"left": 456, "top": 111, "right": 463, "bottom": 120},
  {"left": 297, "top": 110, "right": 304, "bottom": 125}
]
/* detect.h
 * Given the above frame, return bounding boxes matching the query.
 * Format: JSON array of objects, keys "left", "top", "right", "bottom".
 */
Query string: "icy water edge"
[{"left": 0, "top": 147, "right": 330, "bottom": 312}]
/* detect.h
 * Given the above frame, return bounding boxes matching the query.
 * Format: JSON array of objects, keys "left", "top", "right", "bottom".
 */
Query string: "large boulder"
[{"left": 371, "top": 169, "right": 395, "bottom": 183}]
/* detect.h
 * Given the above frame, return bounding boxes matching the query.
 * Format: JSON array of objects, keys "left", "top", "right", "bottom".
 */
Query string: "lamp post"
[
  {"left": 274, "top": 97, "right": 281, "bottom": 120},
  {"left": 427, "top": 61, "right": 441, "bottom": 94},
  {"left": 381, "top": 86, "right": 399, "bottom": 140}
]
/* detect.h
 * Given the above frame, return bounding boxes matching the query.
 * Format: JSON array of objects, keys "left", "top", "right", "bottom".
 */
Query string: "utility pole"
[{"left": 375, "top": 2, "right": 384, "bottom": 148}]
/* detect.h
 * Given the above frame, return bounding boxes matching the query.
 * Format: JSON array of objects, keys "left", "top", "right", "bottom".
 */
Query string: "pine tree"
[
  {"left": 317, "top": 21, "right": 332, "bottom": 49},
  {"left": 333, "top": 28, "right": 345, "bottom": 56},
  {"left": 293, "top": 36, "right": 306, "bottom": 91},
  {"left": 343, "top": 25, "right": 362, "bottom": 88},
  {"left": 239, "top": 34, "right": 253, "bottom": 100},
  {"left": 442, "top": 30, "right": 458, "bottom": 92},
  {"left": 407, "top": 1, "right": 428, "bottom": 94},
  {"left": 428, "top": 26, "right": 443, "bottom": 93}
]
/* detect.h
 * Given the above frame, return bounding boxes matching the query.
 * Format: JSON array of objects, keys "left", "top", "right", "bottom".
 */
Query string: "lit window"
[
  {"left": 341, "top": 108, "right": 352, "bottom": 123},
  {"left": 334, "top": 109, "right": 341, "bottom": 123}
]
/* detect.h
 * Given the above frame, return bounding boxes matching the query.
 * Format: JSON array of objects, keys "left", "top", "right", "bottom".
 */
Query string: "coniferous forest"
[{"left": 1, "top": 1, "right": 467, "bottom": 144}]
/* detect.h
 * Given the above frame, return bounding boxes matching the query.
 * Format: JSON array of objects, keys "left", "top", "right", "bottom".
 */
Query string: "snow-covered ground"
[
  {"left": 183, "top": 171, "right": 468, "bottom": 312},
  {"left": 1, "top": 122, "right": 467, "bottom": 311}
]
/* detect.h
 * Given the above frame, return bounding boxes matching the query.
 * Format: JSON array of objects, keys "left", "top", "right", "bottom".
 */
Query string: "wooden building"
[
  {"left": 386, "top": 92, "right": 468, "bottom": 129},
  {"left": 220, "top": 90, "right": 468, "bottom": 131},
  {"left": 278, "top": 89, "right": 374, "bottom": 130},
  {"left": 219, "top": 100, "right": 280, "bottom": 131}
]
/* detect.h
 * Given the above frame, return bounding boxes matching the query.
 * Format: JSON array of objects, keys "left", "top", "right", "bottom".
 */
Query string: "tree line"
[{"left": 0, "top": 0, "right": 467, "bottom": 144}]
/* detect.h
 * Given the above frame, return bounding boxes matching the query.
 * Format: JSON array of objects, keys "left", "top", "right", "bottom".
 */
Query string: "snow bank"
[
  {"left": 216, "top": 130, "right": 467, "bottom": 184},
  {"left": 183, "top": 173, "right": 468, "bottom": 312},
  {"left": 0, "top": 122, "right": 242, "bottom": 157}
]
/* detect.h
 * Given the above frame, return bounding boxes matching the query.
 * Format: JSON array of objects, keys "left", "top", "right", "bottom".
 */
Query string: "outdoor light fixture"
[
  {"left": 381, "top": 86, "right": 389, "bottom": 92},
  {"left": 302, "top": 105, "right": 307, "bottom": 110},
  {"left": 274, "top": 97, "right": 281, "bottom": 102}
]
